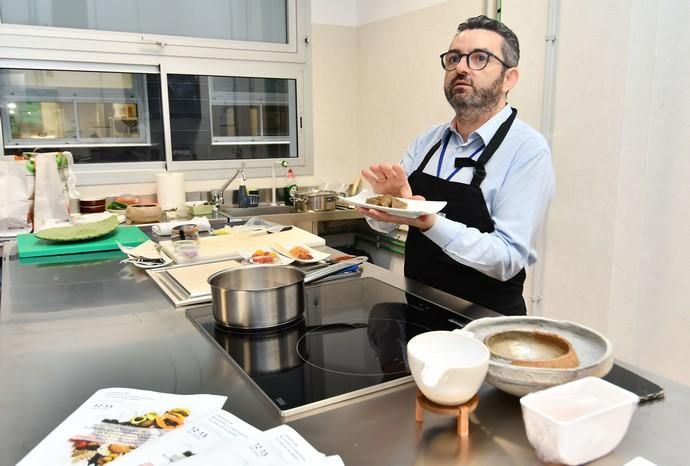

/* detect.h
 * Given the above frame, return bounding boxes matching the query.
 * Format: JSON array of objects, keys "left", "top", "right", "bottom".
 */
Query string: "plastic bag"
[
  {"left": 30, "top": 151, "right": 80, "bottom": 232},
  {"left": 0, "top": 157, "right": 32, "bottom": 237}
]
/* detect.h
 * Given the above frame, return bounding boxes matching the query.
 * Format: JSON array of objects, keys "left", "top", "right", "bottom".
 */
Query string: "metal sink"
[{"left": 219, "top": 205, "right": 298, "bottom": 218}]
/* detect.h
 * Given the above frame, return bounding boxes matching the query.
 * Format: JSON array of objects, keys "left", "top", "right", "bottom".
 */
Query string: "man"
[{"left": 360, "top": 15, "right": 555, "bottom": 315}]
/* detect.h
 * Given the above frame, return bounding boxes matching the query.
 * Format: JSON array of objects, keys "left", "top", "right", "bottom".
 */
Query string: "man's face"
[{"left": 443, "top": 29, "right": 510, "bottom": 115}]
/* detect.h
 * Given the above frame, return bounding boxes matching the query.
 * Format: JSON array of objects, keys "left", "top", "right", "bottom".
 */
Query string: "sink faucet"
[
  {"left": 271, "top": 160, "right": 289, "bottom": 206},
  {"left": 208, "top": 168, "right": 246, "bottom": 209}
]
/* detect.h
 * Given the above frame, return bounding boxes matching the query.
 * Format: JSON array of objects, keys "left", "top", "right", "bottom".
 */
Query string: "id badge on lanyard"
[{"left": 436, "top": 131, "right": 485, "bottom": 181}]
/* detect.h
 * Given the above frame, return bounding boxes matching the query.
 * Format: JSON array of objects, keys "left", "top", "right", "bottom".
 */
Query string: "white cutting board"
[
  {"left": 158, "top": 226, "right": 326, "bottom": 263},
  {"left": 166, "top": 260, "right": 241, "bottom": 297}
]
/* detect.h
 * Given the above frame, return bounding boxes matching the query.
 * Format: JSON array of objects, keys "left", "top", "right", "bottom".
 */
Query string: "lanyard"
[{"left": 436, "top": 131, "right": 485, "bottom": 181}]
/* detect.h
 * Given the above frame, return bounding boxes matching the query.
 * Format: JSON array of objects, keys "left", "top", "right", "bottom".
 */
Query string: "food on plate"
[
  {"left": 106, "top": 200, "right": 129, "bottom": 211},
  {"left": 251, "top": 249, "right": 279, "bottom": 264},
  {"left": 365, "top": 194, "right": 408, "bottom": 209},
  {"left": 34, "top": 215, "right": 118, "bottom": 242},
  {"left": 115, "top": 195, "right": 140, "bottom": 206},
  {"left": 289, "top": 245, "right": 314, "bottom": 260}
]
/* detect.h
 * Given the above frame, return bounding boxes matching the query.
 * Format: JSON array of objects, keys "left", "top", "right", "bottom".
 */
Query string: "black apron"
[{"left": 404, "top": 108, "right": 527, "bottom": 315}]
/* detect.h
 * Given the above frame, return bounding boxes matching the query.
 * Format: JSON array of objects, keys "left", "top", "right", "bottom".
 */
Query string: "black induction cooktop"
[{"left": 186, "top": 277, "right": 469, "bottom": 416}]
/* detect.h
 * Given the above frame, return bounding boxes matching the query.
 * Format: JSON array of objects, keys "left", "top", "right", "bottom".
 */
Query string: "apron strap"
[
  {"left": 416, "top": 137, "right": 445, "bottom": 173},
  {"left": 464, "top": 107, "right": 518, "bottom": 187}
]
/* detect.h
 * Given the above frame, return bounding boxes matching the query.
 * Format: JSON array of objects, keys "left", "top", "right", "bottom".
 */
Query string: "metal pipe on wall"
[{"left": 529, "top": 0, "right": 561, "bottom": 315}]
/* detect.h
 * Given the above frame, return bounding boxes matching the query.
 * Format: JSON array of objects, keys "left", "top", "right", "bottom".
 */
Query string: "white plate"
[
  {"left": 117, "top": 240, "right": 174, "bottom": 269},
  {"left": 338, "top": 189, "right": 447, "bottom": 218},
  {"left": 271, "top": 242, "right": 330, "bottom": 264},
  {"left": 239, "top": 249, "right": 295, "bottom": 266},
  {"left": 71, "top": 212, "right": 125, "bottom": 224},
  {"left": 129, "top": 253, "right": 174, "bottom": 269}
]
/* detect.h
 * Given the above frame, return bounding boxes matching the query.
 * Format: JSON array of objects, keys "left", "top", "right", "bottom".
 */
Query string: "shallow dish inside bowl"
[
  {"left": 486, "top": 330, "right": 579, "bottom": 369},
  {"left": 463, "top": 316, "right": 613, "bottom": 396}
]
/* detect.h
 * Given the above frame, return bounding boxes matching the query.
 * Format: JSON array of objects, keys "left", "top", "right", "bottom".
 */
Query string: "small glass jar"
[
  {"left": 174, "top": 240, "right": 200, "bottom": 262},
  {"left": 171, "top": 224, "right": 200, "bottom": 243}
]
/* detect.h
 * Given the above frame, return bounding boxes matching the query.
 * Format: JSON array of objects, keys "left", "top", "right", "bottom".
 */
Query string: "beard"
[{"left": 444, "top": 71, "right": 504, "bottom": 119}]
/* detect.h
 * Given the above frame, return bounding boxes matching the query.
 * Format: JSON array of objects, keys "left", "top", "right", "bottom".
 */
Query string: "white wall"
[
  {"left": 311, "top": 0, "right": 357, "bottom": 27},
  {"left": 538, "top": 0, "right": 690, "bottom": 386}
]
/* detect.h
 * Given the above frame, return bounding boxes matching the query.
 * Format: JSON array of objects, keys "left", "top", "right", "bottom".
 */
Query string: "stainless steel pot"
[
  {"left": 207, "top": 258, "right": 366, "bottom": 329},
  {"left": 293, "top": 189, "right": 338, "bottom": 212}
]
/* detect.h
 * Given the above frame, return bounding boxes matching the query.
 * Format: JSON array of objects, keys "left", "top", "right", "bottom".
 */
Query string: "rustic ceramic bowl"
[
  {"left": 125, "top": 204, "right": 163, "bottom": 224},
  {"left": 463, "top": 317, "right": 613, "bottom": 397}
]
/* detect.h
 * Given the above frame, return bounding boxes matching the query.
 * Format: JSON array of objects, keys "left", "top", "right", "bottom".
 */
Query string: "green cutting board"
[{"left": 16, "top": 226, "right": 149, "bottom": 258}]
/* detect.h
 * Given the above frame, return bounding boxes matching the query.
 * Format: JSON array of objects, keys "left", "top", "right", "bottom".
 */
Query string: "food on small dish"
[
  {"left": 340, "top": 189, "right": 447, "bottom": 219},
  {"left": 365, "top": 194, "right": 408, "bottom": 209},
  {"left": 115, "top": 194, "right": 140, "bottom": 206},
  {"left": 271, "top": 243, "right": 329, "bottom": 263},
  {"left": 250, "top": 249, "right": 279, "bottom": 264},
  {"left": 289, "top": 245, "right": 313, "bottom": 260},
  {"left": 106, "top": 200, "right": 129, "bottom": 211},
  {"left": 34, "top": 215, "right": 118, "bottom": 242}
]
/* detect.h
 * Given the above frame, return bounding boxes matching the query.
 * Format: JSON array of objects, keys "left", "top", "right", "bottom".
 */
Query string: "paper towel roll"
[{"left": 156, "top": 172, "right": 186, "bottom": 211}]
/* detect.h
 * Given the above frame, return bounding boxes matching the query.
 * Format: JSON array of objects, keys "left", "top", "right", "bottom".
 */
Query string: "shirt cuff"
[{"left": 423, "top": 214, "right": 462, "bottom": 247}]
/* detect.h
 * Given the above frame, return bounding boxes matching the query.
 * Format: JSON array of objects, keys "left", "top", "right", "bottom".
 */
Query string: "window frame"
[
  {"left": 163, "top": 61, "right": 310, "bottom": 174},
  {"left": 0, "top": 70, "right": 152, "bottom": 148},
  {"left": 0, "top": 0, "right": 302, "bottom": 59},
  {"left": 0, "top": 0, "right": 313, "bottom": 186}
]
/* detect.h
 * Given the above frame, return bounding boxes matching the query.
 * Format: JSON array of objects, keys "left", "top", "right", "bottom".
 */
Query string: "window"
[
  {"left": 0, "top": 68, "right": 164, "bottom": 164},
  {"left": 0, "top": 0, "right": 310, "bottom": 184},
  {"left": 0, "top": 0, "right": 288, "bottom": 44},
  {"left": 169, "top": 74, "right": 298, "bottom": 162}
]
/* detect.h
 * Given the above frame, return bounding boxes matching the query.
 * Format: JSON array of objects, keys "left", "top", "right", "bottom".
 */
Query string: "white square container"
[{"left": 520, "top": 376, "right": 638, "bottom": 465}]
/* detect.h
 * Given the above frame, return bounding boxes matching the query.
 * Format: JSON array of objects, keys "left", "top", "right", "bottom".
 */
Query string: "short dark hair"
[{"left": 456, "top": 15, "right": 519, "bottom": 67}]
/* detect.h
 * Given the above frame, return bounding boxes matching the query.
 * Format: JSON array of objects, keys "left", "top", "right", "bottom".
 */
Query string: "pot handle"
[{"left": 304, "top": 256, "right": 368, "bottom": 284}]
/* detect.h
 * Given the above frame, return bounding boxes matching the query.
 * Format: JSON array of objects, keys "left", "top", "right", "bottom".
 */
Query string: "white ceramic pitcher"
[{"left": 407, "top": 329, "right": 490, "bottom": 405}]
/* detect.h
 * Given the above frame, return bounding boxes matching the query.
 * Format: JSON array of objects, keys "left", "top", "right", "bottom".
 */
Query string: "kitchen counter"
[
  {"left": 1, "top": 241, "right": 688, "bottom": 465},
  {"left": 220, "top": 205, "right": 364, "bottom": 234}
]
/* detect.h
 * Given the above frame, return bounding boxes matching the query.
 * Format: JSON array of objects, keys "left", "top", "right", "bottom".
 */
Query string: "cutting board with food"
[
  {"left": 16, "top": 217, "right": 149, "bottom": 258},
  {"left": 158, "top": 226, "right": 326, "bottom": 263}
]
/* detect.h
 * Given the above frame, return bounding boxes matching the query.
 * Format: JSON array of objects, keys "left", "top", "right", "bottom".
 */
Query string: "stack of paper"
[{"left": 17, "top": 388, "right": 344, "bottom": 466}]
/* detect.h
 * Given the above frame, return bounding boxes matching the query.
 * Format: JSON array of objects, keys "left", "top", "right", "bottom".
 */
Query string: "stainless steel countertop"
[{"left": 1, "top": 241, "right": 688, "bottom": 466}]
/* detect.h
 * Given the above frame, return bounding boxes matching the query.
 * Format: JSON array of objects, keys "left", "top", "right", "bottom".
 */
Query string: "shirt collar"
[{"left": 445, "top": 104, "right": 513, "bottom": 146}]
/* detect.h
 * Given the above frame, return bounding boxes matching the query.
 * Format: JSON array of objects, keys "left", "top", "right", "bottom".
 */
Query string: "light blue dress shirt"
[{"left": 370, "top": 105, "right": 555, "bottom": 281}]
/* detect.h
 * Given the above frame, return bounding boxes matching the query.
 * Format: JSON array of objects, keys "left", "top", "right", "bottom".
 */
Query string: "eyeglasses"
[{"left": 439, "top": 49, "right": 511, "bottom": 71}]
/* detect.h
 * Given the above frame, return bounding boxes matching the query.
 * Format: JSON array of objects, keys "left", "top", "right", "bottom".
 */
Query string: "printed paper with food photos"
[
  {"left": 112, "top": 409, "right": 259, "bottom": 466},
  {"left": 17, "top": 387, "right": 226, "bottom": 466}
]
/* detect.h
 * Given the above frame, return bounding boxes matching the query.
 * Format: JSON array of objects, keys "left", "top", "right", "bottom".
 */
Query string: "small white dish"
[
  {"left": 129, "top": 253, "right": 174, "bottom": 269},
  {"left": 239, "top": 249, "right": 295, "bottom": 266},
  {"left": 71, "top": 212, "right": 123, "bottom": 224},
  {"left": 339, "top": 189, "right": 447, "bottom": 219},
  {"left": 271, "top": 242, "right": 330, "bottom": 264},
  {"left": 520, "top": 376, "right": 638, "bottom": 465},
  {"left": 118, "top": 240, "right": 174, "bottom": 269}
]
